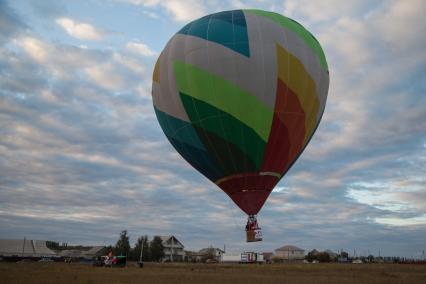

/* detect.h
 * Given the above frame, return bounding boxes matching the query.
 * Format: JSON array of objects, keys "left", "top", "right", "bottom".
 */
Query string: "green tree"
[
  {"left": 305, "top": 249, "right": 318, "bottom": 262},
  {"left": 46, "top": 241, "right": 60, "bottom": 250},
  {"left": 150, "top": 236, "right": 165, "bottom": 262},
  {"left": 131, "top": 235, "right": 151, "bottom": 261},
  {"left": 114, "top": 230, "right": 130, "bottom": 256},
  {"left": 317, "top": 252, "right": 331, "bottom": 262}
]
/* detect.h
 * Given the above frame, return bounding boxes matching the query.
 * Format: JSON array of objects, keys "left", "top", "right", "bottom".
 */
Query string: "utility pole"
[
  {"left": 139, "top": 237, "right": 144, "bottom": 262},
  {"left": 22, "top": 237, "right": 26, "bottom": 256},
  {"left": 171, "top": 236, "right": 174, "bottom": 262},
  {"left": 138, "top": 236, "right": 144, "bottom": 268}
]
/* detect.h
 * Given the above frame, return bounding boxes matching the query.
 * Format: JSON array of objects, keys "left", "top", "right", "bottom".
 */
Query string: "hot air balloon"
[{"left": 152, "top": 10, "right": 329, "bottom": 242}]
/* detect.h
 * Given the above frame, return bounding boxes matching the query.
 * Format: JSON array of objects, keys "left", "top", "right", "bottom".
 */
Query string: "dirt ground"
[{"left": 1, "top": 262, "right": 425, "bottom": 284}]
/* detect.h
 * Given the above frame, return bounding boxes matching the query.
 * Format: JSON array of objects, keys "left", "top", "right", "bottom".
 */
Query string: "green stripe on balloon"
[
  {"left": 180, "top": 92, "right": 266, "bottom": 169},
  {"left": 244, "top": 9, "right": 328, "bottom": 70},
  {"left": 192, "top": 123, "right": 258, "bottom": 176},
  {"left": 173, "top": 60, "right": 274, "bottom": 142}
]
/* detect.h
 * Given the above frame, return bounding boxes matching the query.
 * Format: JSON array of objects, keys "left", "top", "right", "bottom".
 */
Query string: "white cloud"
[
  {"left": 375, "top": 215, "right": 426, "bottom": 227},
  {"left": 56, "top": 17, "right": 105, "bottom": 41},
  {"left": 85, "top": 63, "right": 126, "bottom": 90},
  {"left": 17, "top": 37, "right": 49, "bottom": 63},
  {"left": 126, "top": 0, "right": 206, "bottom": 22},
  {"left": 282, "top": 0, "right": 371, "bottom": 23},
  {"left": 15, "top": 36, "right": 104, "bottom": 80},
  {"left": 164, "top": 0, "right": 206, "bottom": 21},
  {"left": 298, "top": 0, "right": 426, "bottom": 162},
  {"left": 142, "top": 10, "right": 159, "bottom": 19},
  {"left": 13, "top": 35, "right": 149, "bottom": 92},
  {"left": 113, "top": 52, "right": 146, "bottom": 75},
  {"left": 128, "top": 0, "right": 162, "bottom": 5},
  {"left": 126, "top": 41, "right": 156, "bottom": 56},
  {"left": 374, "top": 0, "right": 426, "bottom": 53}
]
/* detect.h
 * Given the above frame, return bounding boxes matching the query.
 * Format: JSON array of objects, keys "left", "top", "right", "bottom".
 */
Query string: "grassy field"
[{"left": 1, "top": 262, "right": 425, "bottom": 284}]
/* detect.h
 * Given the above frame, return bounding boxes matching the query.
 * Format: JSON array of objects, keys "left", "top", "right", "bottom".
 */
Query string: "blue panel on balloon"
[
  {"left": 154, "top": 107, "right": 224, "bottom": 181},
  {"left": 177, "top": 10, "right": 250, "bottom": 57},
  {"left": 155, "top": 107, "right": 205, "bottom": 151},
  {"left": 168, "top": 136, "right": 224, "bottom": 182}
]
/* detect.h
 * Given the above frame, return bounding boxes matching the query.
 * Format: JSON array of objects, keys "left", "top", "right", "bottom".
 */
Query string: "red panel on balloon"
[
  {"left": 261, "top": 79, "right": 305, "bottom": 174},
  {"left": 260, "top": 113, "right": 291, "bottom": 173},
  {"left": 218, "top": 174, "right": 279, "bottom": 215}
]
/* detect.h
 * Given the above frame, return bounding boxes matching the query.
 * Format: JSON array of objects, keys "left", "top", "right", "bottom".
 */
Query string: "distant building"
[
  {"left": 275, "top": 245, "right": 305, "bottom": 261},
  {"left": 160, "top": 235, "right": 184, "bottom": 262},
  {"left": 262, "top": 252, "right": 274, "bottom": 263},
  {"left": 0, "top": 239, "right": 56, "bottom": 258},
  {"left": 58, "top": 249, "right": 83, "bottom": 259},
  {"left": 184, "top": 250, "right": 197, "bottom": 262},
  {"left": 59, "top": 246, "right": 107, "bottom": 260},
  {"left": 84, "top": 246, "right": 108, "bottom": 258},
  {"left": 197, "top": 247, "right": 225, "bottom": 262}
]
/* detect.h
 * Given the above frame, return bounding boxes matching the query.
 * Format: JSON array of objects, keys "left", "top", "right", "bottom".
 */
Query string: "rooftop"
[{"left": 276, "top": 245, "right": 304, "bottom": 252}]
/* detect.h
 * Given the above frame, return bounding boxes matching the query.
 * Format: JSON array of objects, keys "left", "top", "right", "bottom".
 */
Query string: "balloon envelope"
[{"left": 152, "top": 10, "right": 329, "bottom": 215}]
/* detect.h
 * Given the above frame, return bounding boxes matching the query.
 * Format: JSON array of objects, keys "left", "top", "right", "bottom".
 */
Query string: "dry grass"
[{"left": 1, "top": 262, "right": 425, "bottom": 284}]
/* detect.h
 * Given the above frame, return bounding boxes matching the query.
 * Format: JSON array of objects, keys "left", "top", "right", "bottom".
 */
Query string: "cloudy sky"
[{"left": 1, "top": 0, "right": 425, "bottom": 258}]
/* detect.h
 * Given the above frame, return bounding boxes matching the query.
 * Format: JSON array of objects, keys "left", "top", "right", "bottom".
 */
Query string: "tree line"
[
  {"left": 48, "top": 230, "right": 166, "bottom": 261},
  {"left": 110, "top": 230, "right": 165, "bottom": 262}
]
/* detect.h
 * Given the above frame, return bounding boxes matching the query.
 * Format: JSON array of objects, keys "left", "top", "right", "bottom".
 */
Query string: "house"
[
  {"left": 262, "top": 252, "right": 274, "bottom": 263},
  {"left": 83, "top": 246, "right": 108, "bottom": 258},
  {"left": 59, "top": 246, "right": 107, "bottom": 260},
  {"left": 183, "top": 250, "right": 197, "bottom": 262},
  {"left": 197, "top": 247, "right": 225, "bottom": 262},
  {"left": 275, "top": 245, "right": 305, "bottom": 261},
  {"left": 160, "top": 235, "right": 184, "bottom": 262},
  {"left": 58, "top": 249, "right": 84, "bottom": 259},
  {"left": 0, "top": 239, "right": 57, "bottom": 261}
]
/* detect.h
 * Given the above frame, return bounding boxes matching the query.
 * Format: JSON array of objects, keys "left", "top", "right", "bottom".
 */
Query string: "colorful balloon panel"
[{"left": 152, "top": 10, "right": 329, "bottom": 215}]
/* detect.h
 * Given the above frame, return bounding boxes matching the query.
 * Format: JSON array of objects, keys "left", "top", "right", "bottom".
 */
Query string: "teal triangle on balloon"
[{"left": 178, "top": 10, "right": 250, "bottom": 57}]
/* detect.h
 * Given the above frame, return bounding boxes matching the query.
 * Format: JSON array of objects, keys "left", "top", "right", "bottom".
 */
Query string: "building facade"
[
  {"left": 197, "top": 247, "right": 225, "bottom": 262},
  {"left": 160, "top": 235, "right": 184, "bottom": 262},
  {"left": 59, "top": 246, "right": 107, "bottom": 260},
  {"left": 275, "top": 245, "right": 305, "bottom": 261},
  {"left": 0, "top": 239, "right": 56, "bottom": 259}
]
